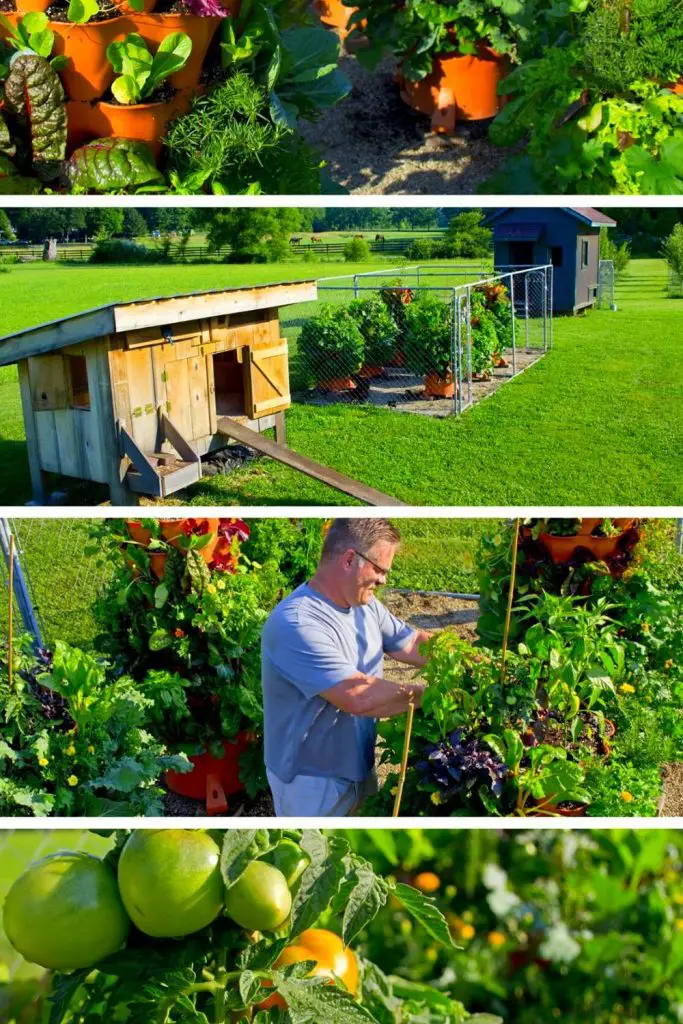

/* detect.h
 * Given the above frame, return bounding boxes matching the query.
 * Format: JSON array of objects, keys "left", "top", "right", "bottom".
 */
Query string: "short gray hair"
[{"left": 321, "top": 519, "right": 401, "bottom": 562}]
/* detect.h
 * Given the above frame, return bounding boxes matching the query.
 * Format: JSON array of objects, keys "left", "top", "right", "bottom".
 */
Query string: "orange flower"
[
  {"left": 174, "top": 628, "right": 185, "bottom": 639},
  {"left": 621, "top": 791, "right": 634, "bottom": 802}
]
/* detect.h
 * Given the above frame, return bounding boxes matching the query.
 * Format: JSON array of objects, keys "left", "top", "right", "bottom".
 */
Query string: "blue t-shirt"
[{"left": 262, "top": 583, "right": 415, "bottom": 783}]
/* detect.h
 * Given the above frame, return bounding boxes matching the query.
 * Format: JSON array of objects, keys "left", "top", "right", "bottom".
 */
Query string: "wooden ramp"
[{"left": 216, "top": 417, "right": 406, "bottom": 507}]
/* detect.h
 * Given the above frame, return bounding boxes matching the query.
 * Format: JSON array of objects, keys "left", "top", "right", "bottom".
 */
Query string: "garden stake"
[
  {"left": 7, "top": 531, "right": 14, "bottom": 692},
  {"left": 392, "top": 698, "right": 415, "bottom": 818},
  {"left": 500, "top": 518, "right": 521, "bottom": 689}
]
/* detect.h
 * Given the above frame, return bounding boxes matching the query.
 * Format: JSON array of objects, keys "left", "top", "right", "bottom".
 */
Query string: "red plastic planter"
[{"left": 165, "top": 732, "right": 253, "bottom": 815}]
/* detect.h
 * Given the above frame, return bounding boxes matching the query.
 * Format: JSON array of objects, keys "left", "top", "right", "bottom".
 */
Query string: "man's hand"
[
  {"left": 321, "top": 672, "right": 425, "bottom": 719},
  {"left": 387, "top": 629, "right": 433, "bottom": 668}
]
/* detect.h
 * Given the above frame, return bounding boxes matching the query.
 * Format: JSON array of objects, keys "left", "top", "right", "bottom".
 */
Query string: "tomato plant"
[{"left": 2, "top": 828, "right": 499, "bottom": 1024}]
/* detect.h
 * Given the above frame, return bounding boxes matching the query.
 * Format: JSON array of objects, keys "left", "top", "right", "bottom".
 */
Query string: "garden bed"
[{"left": 300, "top": 348, "right": 543, "bottom": 416}]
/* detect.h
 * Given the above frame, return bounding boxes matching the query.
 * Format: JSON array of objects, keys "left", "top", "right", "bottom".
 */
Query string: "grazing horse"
[{"left": 375, "top": 234, "right": 386, "bottom": 242}]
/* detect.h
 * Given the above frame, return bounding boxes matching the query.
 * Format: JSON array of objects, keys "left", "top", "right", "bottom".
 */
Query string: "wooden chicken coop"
[
  {"left": 0, "top": 280, "right": 404, "bottom": 506},
  {"left": 0, "top": 281, "right": 316, "bottom": 505}
]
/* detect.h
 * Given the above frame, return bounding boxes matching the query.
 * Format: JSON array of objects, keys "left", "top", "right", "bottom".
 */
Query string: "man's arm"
[
  {"left": 321, "top": 672, "right": 425, "bottom": 719},
  {"left": 387, "top": 629, "right": 433, "bottom": 667}
]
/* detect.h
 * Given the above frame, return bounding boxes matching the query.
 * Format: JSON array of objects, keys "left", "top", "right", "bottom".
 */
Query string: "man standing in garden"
[{"left": 261, "top": 518, "right": 432, "bottom": 816}]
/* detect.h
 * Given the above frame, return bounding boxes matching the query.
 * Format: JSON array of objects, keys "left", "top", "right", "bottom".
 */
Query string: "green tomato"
[
  {"left": 224, "top": 861, "right": 291, "bottom": 931},
  {"left": 263, "top": 839, "right": 310, "bottom": 888}
]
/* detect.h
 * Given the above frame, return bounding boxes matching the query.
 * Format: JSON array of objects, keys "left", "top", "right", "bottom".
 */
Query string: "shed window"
[
  {"left": 581, "top": 240, "right": 590, "bottom": 269},
  {"left": 550, "top": 246, "right": 564, "bottom": 268},
  {"left": 68, "top": 355, "right": 90, "bottom": 409}
]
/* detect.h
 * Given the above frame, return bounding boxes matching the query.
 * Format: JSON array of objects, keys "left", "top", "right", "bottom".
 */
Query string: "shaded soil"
[
  {"left": 301, "top": 54, "right": 508, "bottom": 195},
  {"left": 162, "top": 780, "right": 274, "bottom": 817},
  {"left": 382, "top": 590, "right": 479, "bottom": 686}
]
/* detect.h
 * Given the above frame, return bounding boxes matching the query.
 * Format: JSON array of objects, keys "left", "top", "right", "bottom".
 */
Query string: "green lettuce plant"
[{"left": 106, "top": 32, "right": 192, "bottom": 105}]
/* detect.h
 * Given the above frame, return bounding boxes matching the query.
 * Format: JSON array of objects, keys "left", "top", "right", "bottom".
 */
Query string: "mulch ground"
[
  {"left": 658, "top": 764, "right": 683, "bottom": 816},
  {"left": 300, "top": 54, "right": 508, "bottom": 195}
]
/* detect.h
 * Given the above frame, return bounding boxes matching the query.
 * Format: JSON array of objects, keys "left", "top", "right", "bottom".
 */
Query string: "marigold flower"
[
  {"left": 66, "top": 745, "right": 76, "bottom": 756},
  {"left": 620, "top": 683, "right": 635, "bottom": 694},
  {"left": 430, "top": 791, "right": 443, "bottom": 806},
  {"left": 88, "top": 745, "right": 95, "bottom": 754},
  {"left": 174, "top": 628, "right": 185, "bottom": 639},
  {"left": 206, "top": 584, "right": 216, "bottom": 595},
  {"left": 664, "top": 660, "right": 674, "bottom": 670},
  {"left": 676, "top": 919, "right": 683, "bottom": 932},
  {"left": 488, "top": 931, "right": 506, "bottom": 947},
  {"left": 38, "top": 757, "right": 49, "bottom": 767},
  {"left": 67, "top": 775, "right": 79, "bottom": 787},
  {"left": 621, "top": 791, "right": 634, "bottom": 802},
  {"left": 460, "top": 924, "right": 475, "bottom": 940},
  {"left": 642, "top": 622, "right": 650, "bottom": 633},
  {"left": 413, "top": 872, "right": 440, "bottom": 894}
]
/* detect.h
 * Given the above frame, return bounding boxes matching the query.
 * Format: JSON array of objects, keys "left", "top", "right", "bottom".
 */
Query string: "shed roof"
[
  {"left": 0, "top": 280, "right": 318, "bottom": 367},
  {"left": 485, "top": 208, "right": 617, "bottom": 228}
]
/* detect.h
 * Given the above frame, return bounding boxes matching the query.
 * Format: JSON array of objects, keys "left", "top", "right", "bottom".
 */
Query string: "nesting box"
[{"left": 0, "top": 280, "right": 317, "bottom": 504}]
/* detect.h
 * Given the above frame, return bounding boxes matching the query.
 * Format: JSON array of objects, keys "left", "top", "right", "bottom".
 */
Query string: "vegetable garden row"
[
  {"left": 1, "top": 517, "right": 682, "bottom": 817},
  {"left": 3, "top": 827, "right": 683, "bottom": 1023},
  {"left": 0, "top": 0, "right": 681, "bottom": 194}
]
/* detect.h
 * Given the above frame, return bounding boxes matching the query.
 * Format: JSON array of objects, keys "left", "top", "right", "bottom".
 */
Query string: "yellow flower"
[
  {"left": 38, "top": 757, "right": 49, "bottom": 767},
  {"left": 664, "top": 660, "right": 674, "bottom": 670},
  {"left": 430, "top": 791, "right": 443, "bottom": 806},
  {"left": 66, "top": 745, "right": 76, "bottom": 756},
  {"left": 460, "top": 924, "right": 475, "bottom": 941},
  {"left": 673, "top": 892, "right": 683, "bottom": 905},
  {"left": 88, "top": 745, "right": 95, "bottom": 754},
  {"left": 620, "top": 683, "right": 635, "bottom": 694},
  {"left": 642, "top": 622, "right": 650, "bottom": 633},
  {"left": 216, "top": 579, "right": 226, "bottom": 590},
  {"left": 621, "top": 791, "right": 634, "bottom": 802},
  {"left": 67, "top": 775, "right": 79, "bottom": 787},
  {"left": 425, "top": 946, "right": 438, "bottom": 962},
  {"left": 488, "top": 931, "right": 506, "bottom": 947},
  {"left": 206, "top": 584, "right": 216, "bottom": 594},
  {"left": 676, "top": 919, "right": 683, "bottom": 932}
]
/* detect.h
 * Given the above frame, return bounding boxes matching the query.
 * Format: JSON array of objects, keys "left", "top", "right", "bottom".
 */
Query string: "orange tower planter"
[{"left": 398, "top": 47, "right": 506, "bottom": 132}]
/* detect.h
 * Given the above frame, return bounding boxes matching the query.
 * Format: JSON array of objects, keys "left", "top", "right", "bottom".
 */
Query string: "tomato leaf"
[
  {"left": 340, "top": 860, "right": 389, "bottom": 946},
  {"left": 290, "top": 831, "right": 349, "bottom": 937},
  {"left": 268, "top": 977, "right": 376, "bottom": 1021},
  {"left": 220, "top": 829, "right": 282, "bottom": 889},
  {"left": 392, "top": 882, "right": 457, "bottom": 948}
]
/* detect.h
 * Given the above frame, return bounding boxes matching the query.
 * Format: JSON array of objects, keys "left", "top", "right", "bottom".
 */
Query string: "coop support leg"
[
  {"left": 17, "top": 360, "right": 49, "bottom": 504},
  {"left": 274, "top": 412, "right": 287, "bottom": 446}
]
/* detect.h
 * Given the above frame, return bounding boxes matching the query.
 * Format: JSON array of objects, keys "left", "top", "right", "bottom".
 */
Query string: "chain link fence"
[
  {"left": 282, "top": 264, "right": 552, "bottom": 417},
  {"left": 668, "top": 263, "right": 683, "bottom": 298},
  {"left": 0, "top": 519, "right": 109, "bottom": 649},
  {"left": 597, "top": 259, "right": 616, "bottom": 309}
]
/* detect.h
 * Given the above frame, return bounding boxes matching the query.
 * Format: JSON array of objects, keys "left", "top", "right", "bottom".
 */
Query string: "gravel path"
[
  {"left": 658, "top": 764, "right": 683, "bottom": 816},
  {"left": 301, "top": 54, "right": 508, "bottom": 195}
]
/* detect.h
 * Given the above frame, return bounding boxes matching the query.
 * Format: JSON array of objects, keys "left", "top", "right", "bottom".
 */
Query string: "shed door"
[{"left": 244, "top": 341, "right": 290, "bottom": 418}]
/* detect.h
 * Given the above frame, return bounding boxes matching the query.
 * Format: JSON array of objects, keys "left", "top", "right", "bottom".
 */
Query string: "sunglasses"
[{"left": 353, "top": 549, "right": 392, "bottom": 579}]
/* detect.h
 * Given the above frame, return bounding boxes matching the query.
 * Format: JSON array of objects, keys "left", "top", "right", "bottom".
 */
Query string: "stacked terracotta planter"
[
  {"left": 0, "top": 3, "right": 231, "bottom": 155},
  {"left": 533, "top": 518, "right": 637, "bottom": 566}
]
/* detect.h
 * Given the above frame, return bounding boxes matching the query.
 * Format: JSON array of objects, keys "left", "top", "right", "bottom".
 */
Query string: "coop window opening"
[
  {"left": 67, "top": 355, "right": 90, "bottom": 410},
  {"left": 551, "top": 246, "right": 564, "bottom": 268},
  {"left": 581, "top": 240, "right": 590, "bottom": 269}
]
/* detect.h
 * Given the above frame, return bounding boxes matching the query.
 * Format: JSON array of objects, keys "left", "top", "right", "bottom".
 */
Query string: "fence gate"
[{"left": 597, "top": 259, "right": 616, "bottom": 310}]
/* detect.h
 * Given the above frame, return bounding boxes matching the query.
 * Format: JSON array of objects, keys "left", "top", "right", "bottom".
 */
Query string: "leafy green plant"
[
  {"left": 581, "top": 0, "right": 683, "bottom": 94},
  {"left": 348, "top": 295, "right": 399, "bottom": 367},
  {"left": 106, "top": 32, "right": 192, "bottom": 105},
  {"left": 403, "top": 293, "right": 453, "bottom": 378},
  {"left": 299, "top": 303, "right": 366, "bottom": 384},
  {"left": 0, "top": 638, "right": 189, "bottom": 816},
  {"left": 67, "top": 137, "right": 164, "bottom": 194},
  {"left": 344, "top": 237, "right": 371, "bottom": 262},
  {"left": 164, "top": 74, "right": 325, "bottom": 195},
  {"left": 0, "top": 12, "right": 67, "bottom": 70},
  {"left": 1, "top": 53, "right": 67, "bottom": 183}
]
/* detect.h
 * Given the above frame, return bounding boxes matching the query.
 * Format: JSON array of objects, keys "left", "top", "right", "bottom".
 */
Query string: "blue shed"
[{"left": 484, "top": 208, "right": 617, "bottom": 313}]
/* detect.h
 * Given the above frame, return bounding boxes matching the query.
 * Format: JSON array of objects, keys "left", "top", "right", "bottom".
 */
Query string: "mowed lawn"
[{"left": 0, "top": 258, "right": 681, "bottom": 506}]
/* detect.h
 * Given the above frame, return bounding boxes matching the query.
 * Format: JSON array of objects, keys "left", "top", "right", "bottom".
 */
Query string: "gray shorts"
[{"left": 267, "top": 768, "right": 379, "bottom": 817}]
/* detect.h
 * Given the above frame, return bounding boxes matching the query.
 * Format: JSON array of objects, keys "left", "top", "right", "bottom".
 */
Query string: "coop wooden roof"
[
  {"left": 0, "top": 280, "right": 317, "bottom": 366},
  {"left": 485, "top": 208, "right": 617, "bottom": 228}
]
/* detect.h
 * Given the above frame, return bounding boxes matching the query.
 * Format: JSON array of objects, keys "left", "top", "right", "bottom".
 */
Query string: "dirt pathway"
[{"left": 658, "top": 764, "right": 683, "bottom": 816}]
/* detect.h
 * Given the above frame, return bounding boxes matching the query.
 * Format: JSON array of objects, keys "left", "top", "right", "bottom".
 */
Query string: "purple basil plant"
[
  {"left": 417, "top": 729, "right": 508, "bottom": 802},
  {"left": 183, "top": 0, "right": 226, "bottom": 15}
]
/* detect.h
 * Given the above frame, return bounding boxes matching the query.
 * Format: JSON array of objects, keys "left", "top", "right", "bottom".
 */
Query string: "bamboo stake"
[
  {"left": 392, "top": 698, "right": 415, "bottom": 818},
  {"left": 500, "top": 518, "right": 521, "bottom": 688},
  {"left": 8, "top": 531, "right": 14, "bottom": 691}
]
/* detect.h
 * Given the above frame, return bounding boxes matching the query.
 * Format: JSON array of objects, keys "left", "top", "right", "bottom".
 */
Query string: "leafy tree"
[
  {"left": 0, "top": 210, "right": 16, "bottom": 242},
  {"left": 203, "top": 209, "right": 303, "bottom": 262},
  {"left": 122, "top": 208, "right": 149, "bottom": 239},
  {"left": 662, "top": 223, "right": 683, "bottom": 290},
  {"left": 85, "top": 209, "right": 125, "bottom": 240},
  {"left": 443, "top": 209, "right": 492, "bottom": 259}
]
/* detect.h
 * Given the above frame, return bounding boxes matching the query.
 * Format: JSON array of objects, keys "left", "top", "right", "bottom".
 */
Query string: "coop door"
[{"left": 244, "top": 342, "right": 290, "bottom": 418}]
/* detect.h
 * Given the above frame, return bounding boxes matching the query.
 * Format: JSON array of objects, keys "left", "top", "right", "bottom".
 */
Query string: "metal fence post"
[
  {"left": 510, "top": 273, "right": 517, "bottom": 375},
  {"left": 452, "top": 289, "right": 459, "bottom": 416},
  {"left": 549, "top": 264, "right": 554, "bottom": 348},
  {"left": 0, "top": 519, "right": 42, "bottom": 646},
  {"left": 524, "top": 272, "right": 530, "bottom": 350},
  {"left": 353, "top": 274, "right": 360, "bottom": 299},
  {"left": 465, "top": 285, "right": 472, "bottom": 410}
]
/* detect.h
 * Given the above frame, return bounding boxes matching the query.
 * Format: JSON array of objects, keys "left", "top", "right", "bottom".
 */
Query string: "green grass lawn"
[{"left": 1, "top": 258, "right": 680, "bottom": 506}]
